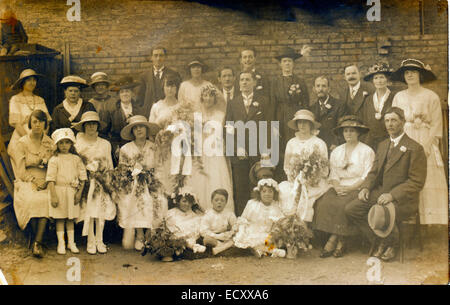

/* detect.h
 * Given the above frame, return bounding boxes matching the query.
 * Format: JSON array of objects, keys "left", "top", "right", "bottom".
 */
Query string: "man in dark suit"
[
  {"left": 235, "top": 48, "right": 270, "bottom": 97},
  {"left": 345, "top": 107, "right": 427, "bottom": 261},
  {"left": 217, "top": 66, "right": 236, "bottom": 104},
  {"left": 136, "top": 46, "right": 181, "bottom": 118},
  {"left": 225, "top": 71, "right": 272, "bottom": 216},
  {"left": 310, "top": 75, "right": 348, "bottom": 152},
  {"left": 339, "top": 64, "right": 373, "bottom": 120}
]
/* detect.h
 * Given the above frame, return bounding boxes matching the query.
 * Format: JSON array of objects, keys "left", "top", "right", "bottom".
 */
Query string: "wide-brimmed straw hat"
[
  {"left": 390, "top": 58, "right": 437, "bottom": 83},
  {"left": 363, "top": 62, "right": 394, "bottom": 82},
  {"left": 12, "top": 69, "right": 45, "bottom": 90},
  {"left": 60, "top": 75, "right": 89, "bottom": 89},
  {"left": 120, "top": 115, "right": 160, "bottom": 141},
  {"left": 90, "top": 72, "right": 111, "bottom": 87},
  {"left": 72, "top": 111, "right": 106, "bottom": 132},
  {"left": 274, "top": 47, "right": 302, "bottom": 61},
  {"left": 368, "top": 202, "right": 396, "bottom": 238},
  {"left": 333, "top": 115, "right": 370, "bottom": 135},
  {"left": 187, "top": 58, "right": 209, "bottom": 72},
  {"left": 111, "top": 76, "right": 140, "bottom": 92},
  {"left": 51, "top": 128, "right": 76, "bottom": 145},
  {"left": 287, "top": 109, "right": 321, "bottom": 131}
]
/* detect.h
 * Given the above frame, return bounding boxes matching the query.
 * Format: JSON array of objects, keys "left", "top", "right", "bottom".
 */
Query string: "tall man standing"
[
  {"left": 340, "top": 64, "right": 373, "bottom": 119},
  {"left": 236, "top": 48, "right": 269, "bottom": 97},
  {"left": 136, "top": 46, "right": 181, "bottom": 117},
  {"left": 345, "top": 107, "right": 427, "bottom": 261}
]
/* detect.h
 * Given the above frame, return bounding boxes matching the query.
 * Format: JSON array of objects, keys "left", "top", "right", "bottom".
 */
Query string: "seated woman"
[
  {"left": 12, "top": 110, "right": 55, "bottom": 258},
  {"left": 313, "top": 115, "right": 375, "bottom": 258},
  {"left": 233, "top": 178, "right": 286, "bottom": 258},
  {"left": 51, "top": 75, "right": 95, "bottom": 134}
]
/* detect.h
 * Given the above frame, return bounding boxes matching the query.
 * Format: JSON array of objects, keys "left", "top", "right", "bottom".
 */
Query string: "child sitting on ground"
[
  {"left": 233, "top": 178, "right": 286, "bottom": 258},
  {"left": 200, "top": 189, "right": 237, "bottom": 255}
]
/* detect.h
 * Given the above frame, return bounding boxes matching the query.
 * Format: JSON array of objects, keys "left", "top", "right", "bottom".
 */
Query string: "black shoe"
[
  {"left": 333, "top": 247, "right": 344, "bottom": 258},
  {"left": 319, "top": 249, "right": 333, "bottom": 258},
  {"left": 380, "top": 247, "right": 396, "bottom": 262},
  {"left": 373, "top": 243, "right": 386, "bottom": 258},
  {"left": 32, "top": 241, "right": 45, "bottom": 258}
]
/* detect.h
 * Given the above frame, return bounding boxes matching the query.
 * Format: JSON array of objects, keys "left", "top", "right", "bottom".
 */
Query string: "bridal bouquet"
[
  {"left": 266, "top": 214, "right": 313, "bottom": 258},
  {"left": 286, "top": 145, "right": 329, "bottom": 188},
  {"left": 142, "top": 219, "right": 187, "bottom": 258}
]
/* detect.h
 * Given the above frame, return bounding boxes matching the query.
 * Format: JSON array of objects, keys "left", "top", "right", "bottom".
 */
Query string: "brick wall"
[{"left": 8, "top": 0, "right": 449, "bottom": 103}]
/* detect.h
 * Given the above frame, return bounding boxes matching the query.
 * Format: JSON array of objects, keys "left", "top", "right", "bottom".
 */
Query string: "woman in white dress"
[
  {"left": 391, "top": 59, "right": 448, "bottom": 225},
  {"left": 280, "top": 109, "right": 329, "bottom": 223},
  {"left": 73, "top": 111, "right": 116, "bottom": 255},
  {"left": 188, "top": 84, "right": 234, "bottom": 212},
  {"left": 313, "top": 116, "right": 375, "bottom": 258},
  {"left": 8, "top": 69, "right": 51, "bottom": 175},
  {"left": 178, "top": 58, "right": 213, "bottom": 112}
]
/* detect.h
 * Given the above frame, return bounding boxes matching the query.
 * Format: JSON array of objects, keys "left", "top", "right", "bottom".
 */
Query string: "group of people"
[{"left": 7, "top": 44, "right": 447, "bottom": 263}]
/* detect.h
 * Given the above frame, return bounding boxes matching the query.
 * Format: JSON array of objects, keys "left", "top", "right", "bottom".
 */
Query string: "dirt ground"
[{"left": 0, "top": 223, "right": 448, "bottom": 285}]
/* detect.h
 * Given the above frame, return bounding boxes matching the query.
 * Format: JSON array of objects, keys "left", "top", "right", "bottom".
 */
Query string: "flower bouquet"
[
  {"left": 142, "top": 219, "right": 187, "bottom": 258},
  {"left": 266, "top": 214, "right": 313, "bottom": 259},
  {"left": 286, "top": 145, "right": 329, "bottom": 187}
]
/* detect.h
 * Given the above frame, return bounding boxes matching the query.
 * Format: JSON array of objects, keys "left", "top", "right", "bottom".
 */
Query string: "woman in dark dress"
[
  {"left": 360, "top": 62, "right": 395, "bottom": 151},
  {"left": 313, "top": 116, "right": 375, "bottom": 258},
  {"left": 51, "top": 75, "right": 95, "bottom": 134},
  {"left": 270, "top": 47, "right": 309, "bottom": 181}
]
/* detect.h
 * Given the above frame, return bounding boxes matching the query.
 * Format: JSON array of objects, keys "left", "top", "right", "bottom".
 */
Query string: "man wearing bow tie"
[
  {"left": 339, "top": 65, "right": 373, "bottom": 120},
  {"left": 218, "top": 67, "right": 236, "bottom": 104},
  {"left": 136, "top": 46, "right": 181, "bottom": 117},
  {"left": 310, "top": 76, "right": 348, "bottom": 152},
  {"left": 345, "top": 107, "right": 426, "bottom": 261},
  {"left": 225, "top": 71, "right": 271, "bottom": 216}
]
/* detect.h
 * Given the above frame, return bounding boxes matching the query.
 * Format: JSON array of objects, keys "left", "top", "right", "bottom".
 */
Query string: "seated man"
[{"left": 344, "top": 107, "right": 426, "bottom": 261}]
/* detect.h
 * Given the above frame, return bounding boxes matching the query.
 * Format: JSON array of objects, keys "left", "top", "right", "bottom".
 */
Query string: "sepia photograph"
[{"left": 0, "top": 0, "right": 448, "bottom": 289}]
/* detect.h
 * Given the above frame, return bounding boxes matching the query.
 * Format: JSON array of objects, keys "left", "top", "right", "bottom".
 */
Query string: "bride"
[{"left": 187, "top": 84, "right": 234, "bottom": 212}]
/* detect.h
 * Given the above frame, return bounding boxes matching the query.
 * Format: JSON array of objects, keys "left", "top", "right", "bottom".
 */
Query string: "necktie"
[
  {"left": 157, "top": 71, "right": 162, "bottom": 79},
  {"left": 351, "top": 88, "right": 357, "bottom": 99},
  {"left": 225, "top": 90, "right": 230, "bottom": 103},
  {"left": 387, "top": 141, "right": 395, "bottom": 159}
]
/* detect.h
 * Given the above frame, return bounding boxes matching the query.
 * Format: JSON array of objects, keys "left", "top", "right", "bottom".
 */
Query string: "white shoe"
[
  {"left": 271, "top": 248, "right": 286, "bottom": 258},
  {"left": 57, "top": 243, "right": 66, "bottom": 255},
  {"left": 96, "top": 241, "right": 107, "bottom": 254},
  {"left": 87, "top": 242, "right": 96, "bottom": 255},
  {"left": 68, "top": 243, "right": 79, "bottom": 254},
  {"left": 193, "top": 244, "right": 206, "bottom": 253},
  {"left": 134, "top": 239, "right": 144, "bottom": 251}
]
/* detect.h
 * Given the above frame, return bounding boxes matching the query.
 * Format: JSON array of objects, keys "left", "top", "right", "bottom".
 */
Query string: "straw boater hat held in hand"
[
  {"left": 111, "top": 76, "right": 140, "bottom": 92},
  {"left": 363, "top": 62, "right": 394, "bottom": 82},
  {"left": 333, "top": 115, "right": 370, "bottom": 136},
  {"left": 72, "top": 111, "right": 106, "bottom": 132},
  {"left": 51, "top": 128, "right": 76, "bottom": 145},
  {"left": 368, "top": 202, "right": 396, "bottom": 238},
  {"left": 12, "top": 69, "right": 45, "bottom": 90},
  {"left": 89, "top": 72, "right": 111, "bottom": 87},
  {"left": 287, "top": 109, "right": 321, "bottom": 131},
  {"left": 390, "top": 58, "right": 437, "bottom": 83},
  {"left": 120, "top": 115, "right": 160, "bottom": 141},
  {"left": 274, "top": 46, "right": 302, "bottom": 61},
  {"left": 60, "top": 75, "right": 89, "bottom": 89}
]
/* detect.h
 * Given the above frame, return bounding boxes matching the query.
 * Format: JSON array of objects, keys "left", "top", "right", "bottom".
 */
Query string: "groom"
[{"left": 225, "top": 71, "right": 272, "bottom": 216}]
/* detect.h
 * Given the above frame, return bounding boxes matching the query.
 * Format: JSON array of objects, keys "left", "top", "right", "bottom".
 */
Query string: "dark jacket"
[
  {"left": 339, "top": 81, "right": 374, "bottom": 120},
  {"left": 50, "top": 100, "right": 96, "bottom": 134},
  {"left": 1, "top": 20, "right": 27, "bottom": 50}
]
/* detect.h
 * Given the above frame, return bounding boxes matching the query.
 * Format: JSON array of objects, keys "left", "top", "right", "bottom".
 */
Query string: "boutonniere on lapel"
[
  {"left": 252, "top": 101, "right": 259, "bottom": 107},
  {"left": 363, "top": 91, "right": 369, "bottom": 96},
  {"left": 375, "top": 112, "right": 382, "bottom": 120},
  {"left": 255, "top": 74, "right": 261, "bottom": 80},
  {"left": 256, "top": 85, "right": 263, "bottom": 90},
  {"left": 400, "top": 146, "right": 407, "bottom": 153},
  {"left": 324, "top": 103, "right": 332, "bottom": 109},
  {"left": 288, "top": 84, "right": 301, "bottom": 96}
]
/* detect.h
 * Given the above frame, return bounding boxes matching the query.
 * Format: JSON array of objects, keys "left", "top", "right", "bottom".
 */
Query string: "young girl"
[
  {"left": 166, "top": 188, "right": 206, "bottom": 257},
  {"left": 200, "top": 189, "right": 237, "bottom": 255},
  {"left": 46, "top": 128, "right": 87, "bottom": 254},
  {"left": 233, "top": 178, "right": 286, "bottom": 257}
]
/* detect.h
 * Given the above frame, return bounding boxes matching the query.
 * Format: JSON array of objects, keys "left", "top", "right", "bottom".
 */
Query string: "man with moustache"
[
  {"left": 218, "top": 67, "right": 236, "bottom": 104},
  {"left": 345, "top": 107, "right": 426, "bottom": 261},
  {"left": 225, "top": 71, "right": 271, "bottom": 216},
  {"left": 310, "top": 75, "right": 348, "bottom": 152},
  {"left": 339, "top": 64, "right": 373, "bottom": 120},
  {"left": 137, "top": 46, "right": 181, "bottom": 117}
]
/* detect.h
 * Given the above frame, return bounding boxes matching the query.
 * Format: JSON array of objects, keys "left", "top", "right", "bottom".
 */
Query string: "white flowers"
[
  {"left": 363, "top": 91, "right": 368, "bottom": 96},
  {"left": 375, "top": 113, "right": 382, "bottom": 120},
  {"left": 131, "top": 162, "right": 143, "bottom": 177},
  {"left": 256, "top": 85, "right": 263, "bottom": 90},
  {"left": 289, "top": 84, "right": 301, "bottom": 96},
  {"left": 400, "top": 146, "right": 407, "bottom": 152},
  {"left": 325, "top": 103, "right": 332, "bottom": 109},
  {"left": 255, "top": 74, "right": 261, "bottom": 79},
  {"left": 252, "top": 101, "right": 259, "bottom": 107}
]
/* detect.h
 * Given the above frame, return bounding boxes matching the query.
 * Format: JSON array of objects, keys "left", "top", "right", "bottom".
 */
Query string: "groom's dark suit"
[
  {"left": 225, "top": 91, "right": 272, "bottom": 216},
  {"left": 345, "top": 134, "right": 427, "bottom": 243}
]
